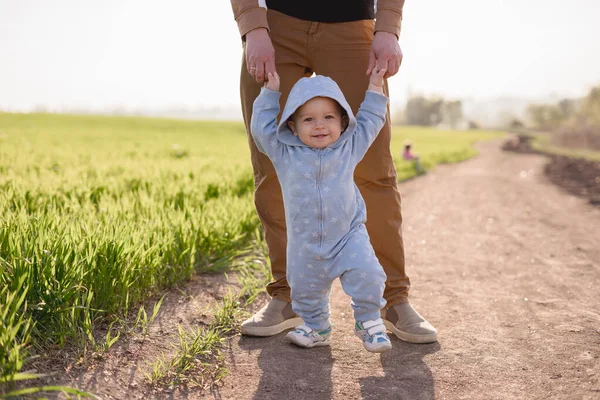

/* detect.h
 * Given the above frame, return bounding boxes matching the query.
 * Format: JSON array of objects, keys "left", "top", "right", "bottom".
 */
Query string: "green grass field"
[
  {"left": 391, "top": 126, "right": 506, "bottom": 180},
  {"left": 0, "top": 112, "right": 504, "bottom": 388}
]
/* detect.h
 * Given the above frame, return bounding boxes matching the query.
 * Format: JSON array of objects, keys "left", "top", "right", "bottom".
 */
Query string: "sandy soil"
[{"left": 45, "top": 137, "right": 600, "bottom": 399}]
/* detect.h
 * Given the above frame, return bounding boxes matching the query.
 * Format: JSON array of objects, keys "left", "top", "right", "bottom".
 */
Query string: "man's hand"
[
  {"left": 246, "top": 28, "right": 277, "bottom": 83},
  {"left": 366, "top": 31, "right": 403, "bottom": 79},
  {"left": 264, "top": 72, "right": 280, "bottom": 92}
]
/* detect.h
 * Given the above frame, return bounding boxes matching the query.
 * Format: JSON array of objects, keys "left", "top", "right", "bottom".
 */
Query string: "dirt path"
[
  {"left": 211, "top": 138, "right": 600, "bottom": 400},
  {"left": 50, "top": 138, "right": 599, "bottom": 399}
]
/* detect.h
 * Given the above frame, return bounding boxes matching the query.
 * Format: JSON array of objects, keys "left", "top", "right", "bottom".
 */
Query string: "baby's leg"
[
  {"left": 337, "top": 235, "right": 391, "bottom": 352},
  {"left": 338, "top": 238, "right": 387, "bottom": 322},
  {"left": 288, "top": 266, "right": 334, "bottom": 331}
]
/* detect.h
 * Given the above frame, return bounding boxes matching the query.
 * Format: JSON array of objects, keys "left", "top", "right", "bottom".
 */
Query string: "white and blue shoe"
[
  {"left": 355, "top": 318, "right": 392, "bottom": 353},
  {"left": 286, "top": 324, "right": 332, "bottom": 348}
]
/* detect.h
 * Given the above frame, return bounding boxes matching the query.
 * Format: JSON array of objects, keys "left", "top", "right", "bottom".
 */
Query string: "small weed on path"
[{"left": 142, "top": 243, "right": 271, "bottom": 392}]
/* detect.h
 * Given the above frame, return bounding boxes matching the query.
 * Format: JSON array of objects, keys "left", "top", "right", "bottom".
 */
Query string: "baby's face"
[{"left": 288, "top": 97, "right": 346, "bottom": 149}]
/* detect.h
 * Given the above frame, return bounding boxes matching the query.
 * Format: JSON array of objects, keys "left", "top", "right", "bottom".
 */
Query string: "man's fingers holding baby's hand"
[{"left": 255, "top": 63, "right": 266, "bottom": 83}]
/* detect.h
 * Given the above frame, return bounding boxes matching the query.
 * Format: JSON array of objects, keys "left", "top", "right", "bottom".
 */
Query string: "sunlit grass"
[
  {"left": 0, "top": 113, "right": 259, "bottom": 393},
  {"left": 143, "top": 239, "right": 272, "bottom": 388},
  {"left": 0, "top": 112, "right": 502, "bottom": 392},
  {"left": 391, "top": 126, "right": 506, "bottom": 180}
]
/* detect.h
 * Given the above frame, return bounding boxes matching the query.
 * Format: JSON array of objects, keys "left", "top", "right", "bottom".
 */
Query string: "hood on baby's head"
[{"left": 276, "top": 75, "right": 357, "bottom": 148}]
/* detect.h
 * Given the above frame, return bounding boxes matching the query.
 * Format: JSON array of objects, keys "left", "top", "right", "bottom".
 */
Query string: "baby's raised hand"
[
  {"left": 264, "top": 72, "right": 280, "bottom": 92},
  {"left": 368, "top": 67, "right": 387, "bottom": 93}
]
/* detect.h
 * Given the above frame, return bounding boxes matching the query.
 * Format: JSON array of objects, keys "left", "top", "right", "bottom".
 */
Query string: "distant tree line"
[
  {"left": 395, "top": 96, "right": 465, "bottom": 129},
  {"left": 527, "top": 84, "right": 600, "bottom": 150},
  {"left": 527, "top": 85, "right": 600, "bottom": 130}
]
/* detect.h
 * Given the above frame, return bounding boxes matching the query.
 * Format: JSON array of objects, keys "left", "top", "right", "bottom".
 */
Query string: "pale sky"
[{"left": 1, "top": 0, "right": 599, "bottom": 115}]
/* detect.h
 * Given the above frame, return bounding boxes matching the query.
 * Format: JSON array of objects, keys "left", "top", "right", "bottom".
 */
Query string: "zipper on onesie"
[{"left": 316, "top": 149, "right": 323, "bottom": 248}]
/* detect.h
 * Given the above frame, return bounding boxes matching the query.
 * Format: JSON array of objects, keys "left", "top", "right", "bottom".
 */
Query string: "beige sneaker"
[
  {"left": 240, "top": 298, "right": 302, "bottom": 336},
  {"left": 286, "top": 325, "right": 332, "bottom": 348},
  {"left": 382, "top": 303, "right": 438, "bottom": 344}
]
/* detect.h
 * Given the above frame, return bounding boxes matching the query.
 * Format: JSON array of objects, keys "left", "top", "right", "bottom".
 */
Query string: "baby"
[{"left": 250, "top": 67, "right": 392, "bottom": 353}]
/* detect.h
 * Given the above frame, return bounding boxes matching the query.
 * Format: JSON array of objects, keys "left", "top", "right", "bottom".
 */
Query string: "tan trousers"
[{"left": 239, "top": 9, "right": 410, "bottom": 307}]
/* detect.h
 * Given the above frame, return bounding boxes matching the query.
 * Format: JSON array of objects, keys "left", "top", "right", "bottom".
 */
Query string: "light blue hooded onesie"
[{"left": 250, "top": 75, "right": 388, "bottom": 331}]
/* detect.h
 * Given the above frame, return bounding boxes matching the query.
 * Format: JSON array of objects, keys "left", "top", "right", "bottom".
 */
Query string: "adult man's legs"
[{"left": 239, "top": 11, "right": 437, "bottom": 342}]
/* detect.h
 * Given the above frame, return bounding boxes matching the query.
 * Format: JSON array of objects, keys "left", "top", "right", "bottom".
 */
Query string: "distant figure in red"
[{"left": 402, "top": 140, "right": 425, "bottom": 173}]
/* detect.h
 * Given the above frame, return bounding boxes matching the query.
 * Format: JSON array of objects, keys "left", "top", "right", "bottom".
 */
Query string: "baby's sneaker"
[
  {"left": 355, "top": 318, "right": 392, "bottom": 353},
  {"left": 286, "top": 325, "right": 332, "bottom": 348}
]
